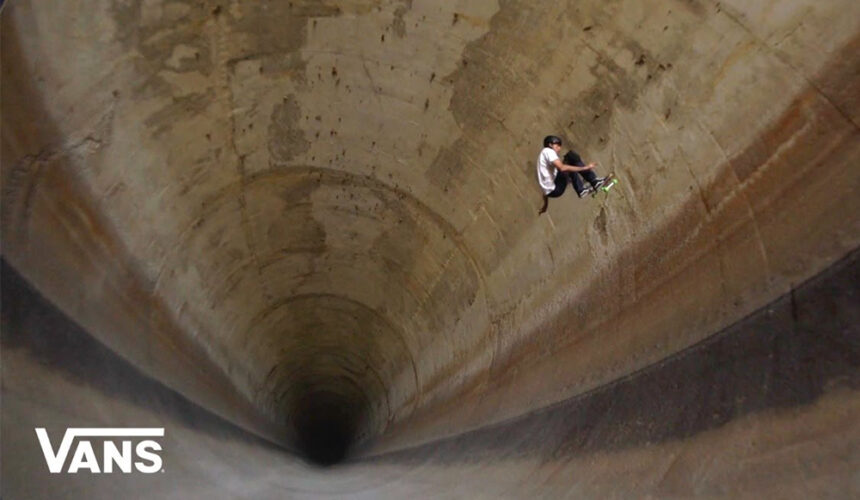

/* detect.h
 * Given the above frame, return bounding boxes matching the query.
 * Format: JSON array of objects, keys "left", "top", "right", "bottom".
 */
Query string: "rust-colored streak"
[{"left": 5, "top": 156, "right": 284, "bottom": 443}]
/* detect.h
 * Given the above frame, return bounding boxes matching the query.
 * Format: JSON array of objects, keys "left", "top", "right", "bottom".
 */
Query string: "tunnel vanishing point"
[{"left": 1, "top": 0, "right": 859, "bottom": 497}]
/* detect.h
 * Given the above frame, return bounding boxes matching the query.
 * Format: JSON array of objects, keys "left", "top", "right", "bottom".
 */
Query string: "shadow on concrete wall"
[
  {"left": 1, "top": 259, "right": 284, "bottom": 453},
  {"left": 370, "top": 248, "right": 859, "bottom": 464}
]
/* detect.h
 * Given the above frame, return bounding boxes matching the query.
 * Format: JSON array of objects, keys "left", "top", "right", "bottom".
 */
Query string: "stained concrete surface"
[
  {"left": 3, "top": 246, "right": 858, "bottom": 497},
  {"left": 2, "top": 0, "right": 859, "bottom": 498}
]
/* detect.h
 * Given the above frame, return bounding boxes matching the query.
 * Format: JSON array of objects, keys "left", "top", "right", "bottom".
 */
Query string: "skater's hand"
[{"left": 586, "top": 162, "right": 596, "bottom": 169}]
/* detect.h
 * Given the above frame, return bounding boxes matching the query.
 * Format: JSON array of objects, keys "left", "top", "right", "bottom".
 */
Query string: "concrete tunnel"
[{"left": 1, "top": 0, "right": 858, "bottom": 497}]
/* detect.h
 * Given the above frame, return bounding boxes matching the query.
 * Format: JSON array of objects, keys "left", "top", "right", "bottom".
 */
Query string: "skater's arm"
[{"left": 553, "top": 159, "right": 595, "bottom": 172}]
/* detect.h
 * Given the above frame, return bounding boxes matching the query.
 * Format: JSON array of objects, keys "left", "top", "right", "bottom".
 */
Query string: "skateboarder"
[
  {"left": 536, "top": 136, "right": 608, "bottom": 214},
  {"left": 562, "top": 149, "right": 608, "bottom": 197}
]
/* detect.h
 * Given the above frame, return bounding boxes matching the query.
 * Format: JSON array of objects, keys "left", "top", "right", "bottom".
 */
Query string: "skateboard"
[{"left": 592, "top": 172, "right": 618, "bottom": 195}]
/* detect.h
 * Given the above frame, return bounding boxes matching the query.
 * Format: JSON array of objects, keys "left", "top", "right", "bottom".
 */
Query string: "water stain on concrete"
[{"left": 269, "top": 95, "right": 311, "bottom": 163}]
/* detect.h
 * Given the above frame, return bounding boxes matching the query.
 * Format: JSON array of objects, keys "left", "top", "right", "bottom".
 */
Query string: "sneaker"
[
  {"left": 592, "top": 177, "right": 607, "bottom": 190},
  {"left": 578, "top": 186, "right": 594, "bottom": 198}
]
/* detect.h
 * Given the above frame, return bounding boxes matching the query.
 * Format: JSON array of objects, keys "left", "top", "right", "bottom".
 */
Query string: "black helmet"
[{"left": 543, "top": 135, "right": 562, "bottom": 147}]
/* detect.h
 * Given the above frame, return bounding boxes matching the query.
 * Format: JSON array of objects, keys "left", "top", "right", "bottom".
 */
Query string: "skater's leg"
[
  {"left": 569, "top": 171, "right": 586, "bottom": 195},
  {"left": 580, "top": 168, "right": 599, "bottom": 187},
  {"left": 540, "top": 173, "right": 570, "bottom": 213},
  {"left": 547, "top": 173, "right": 568, "bottom": 198}
]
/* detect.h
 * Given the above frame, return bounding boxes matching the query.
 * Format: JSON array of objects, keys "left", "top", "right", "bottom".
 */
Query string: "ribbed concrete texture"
[{"left": 2, "top": 0, "right": 858, "bottom": 497}]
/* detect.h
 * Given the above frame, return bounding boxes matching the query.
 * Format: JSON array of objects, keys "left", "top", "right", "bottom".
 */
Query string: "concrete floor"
[{"left": 2, "top": 0, "right": 859, "bottom": 498}]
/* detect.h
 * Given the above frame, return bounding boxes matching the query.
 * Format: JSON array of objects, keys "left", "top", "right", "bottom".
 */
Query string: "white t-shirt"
[{"left": 536, "top": 147, "right": 559, "bottom": 195}]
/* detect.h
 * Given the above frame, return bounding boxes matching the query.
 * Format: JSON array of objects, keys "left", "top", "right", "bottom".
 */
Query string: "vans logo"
[{"left": 35, "top": 428, "right": 164, "bottom": 474}]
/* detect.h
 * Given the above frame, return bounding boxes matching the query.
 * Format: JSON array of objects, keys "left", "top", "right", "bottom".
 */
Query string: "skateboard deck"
[{"left": 594, "top": 172, "right": 618, "bottom": 195}]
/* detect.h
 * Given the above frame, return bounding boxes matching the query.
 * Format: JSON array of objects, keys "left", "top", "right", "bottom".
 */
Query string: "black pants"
[{"left": 547, "top": 170, "right": 599, "bottom": 198}]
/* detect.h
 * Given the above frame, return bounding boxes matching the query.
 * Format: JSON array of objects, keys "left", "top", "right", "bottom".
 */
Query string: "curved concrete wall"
[{"left": 2, "top": 0, "right": 858, "bottom": 497}]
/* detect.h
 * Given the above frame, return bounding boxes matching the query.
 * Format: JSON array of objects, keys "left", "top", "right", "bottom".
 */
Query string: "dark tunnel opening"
[{"left": 291, "top": 389, "right": 369, "bottom": 466}]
